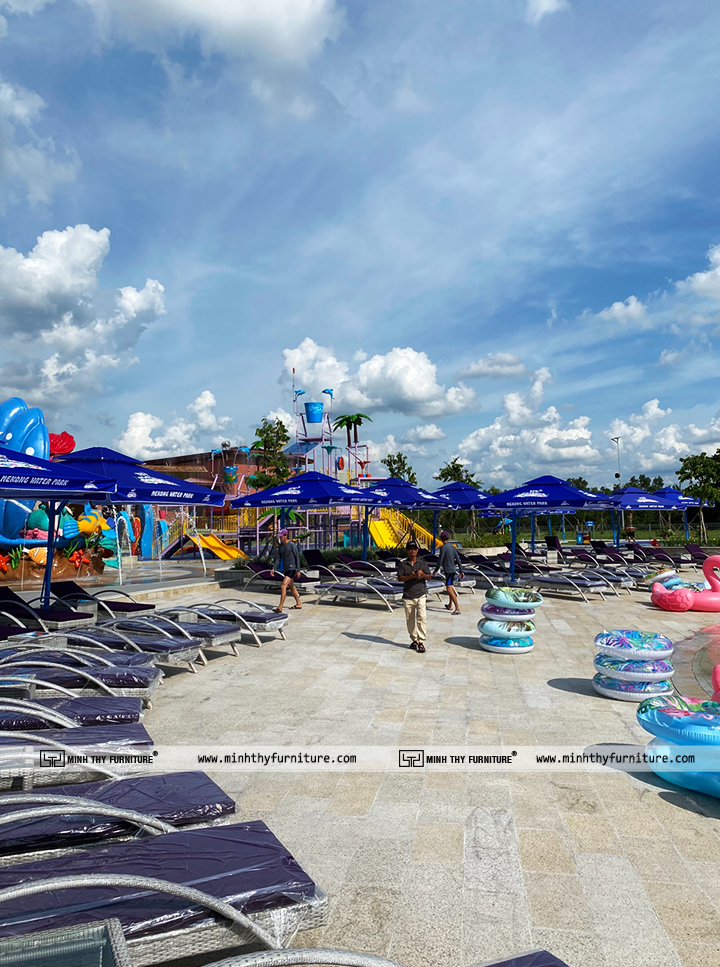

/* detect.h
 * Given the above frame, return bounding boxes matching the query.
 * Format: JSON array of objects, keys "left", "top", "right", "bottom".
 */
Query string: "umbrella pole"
[
  {"left": 40, "top": 500, "right": 60, "bottom": 609},
  {"left": 432, "top": 510, "right": 438, "bottom": 553},
  {"left": 362, "top": 506, "right": 369, "bottom": 562},
  {"left": 530, "top": 514, "right": 535, "bottom": 553},
  {"left": 561, "top": 515, "right": 565, "bottom": 541},
  {"left": 510, "top": 512, "right": 517, "bottom": 584},
  {"left": 684, "top": 509, "right": 689, "bottom": 542}
]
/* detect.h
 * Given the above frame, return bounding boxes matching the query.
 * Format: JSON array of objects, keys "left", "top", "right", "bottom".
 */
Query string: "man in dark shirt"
[
  {"left": 270, "top": 529, "right": 302, "bottom": 611},
  {"left": 397, "top": 540, "right": 432, "bottom": 652},
  {"left": 432, "top": 530, "right": 464, "bottom": 615}
]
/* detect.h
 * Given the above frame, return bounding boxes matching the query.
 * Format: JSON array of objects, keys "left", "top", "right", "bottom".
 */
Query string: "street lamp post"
[{"left": 611, "top": 436, "right": 624, "bottom": 535}]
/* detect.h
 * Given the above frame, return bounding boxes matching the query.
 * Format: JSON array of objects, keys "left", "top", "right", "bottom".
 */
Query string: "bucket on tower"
[{"left": 304, "top": 402, "right": 324, "bottom": 423}]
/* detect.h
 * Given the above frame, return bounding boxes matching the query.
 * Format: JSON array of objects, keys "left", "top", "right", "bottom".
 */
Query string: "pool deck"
[{"left": 147, "top": 572, "right": 720, "bottom": 967}]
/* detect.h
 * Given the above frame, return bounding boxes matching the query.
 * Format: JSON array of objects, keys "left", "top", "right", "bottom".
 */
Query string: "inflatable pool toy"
[
  {"left": 594, "top": 630, "right": 674, "bottom": 660},
  {"left": 592, "top": 674, "right": 673, "bottom": 702},
  {"left": 0, "top": 397, "right": 50, "bottom": 543},
  {"left": 478, "top": 618, "right": 535, "bottom": 639},
  {"left": 77, "top": 508, "right": 110, "bottom": 537},
  {"left": 485, "top": 587, "right": 543, "bottom": 611},
  {"left": 652, "top": 555, "right": 720, "bottom": 612},
  {"left": 712, "top": 666, "right": 720, "bottom": 703},
  {"left": 479, "top": 636, "right": 534, "bottom": 654},
  {"left": 637, "top": 694, "right": 720, "bottom": 798},
  {"left": 481, "top": 603, "right": 535, "bottom": 620},
  {"left": 593, "top": 654, "right": 675, "bottom": 683}
]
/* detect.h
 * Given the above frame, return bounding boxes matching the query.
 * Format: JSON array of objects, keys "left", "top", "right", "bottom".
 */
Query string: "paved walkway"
[{"left": 148, "top": 576, "right": 720, "bottom": 967}]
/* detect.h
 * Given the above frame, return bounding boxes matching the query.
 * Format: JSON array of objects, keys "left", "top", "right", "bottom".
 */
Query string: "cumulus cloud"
[
  {"left": 265, "top": 407, "right": 294, "bottom": 433},
  {"left": 282, "top": 338, "right": 476, "bottom": 418},
  {"left": 676, "top": 243, "right": 720, "bottom": 300},
  {"left": 0, "top": 225, "right": 165, "bottom": 404},
  {"left": 0, "top": 76, "right": 76, "bottom": 204},
  {"left": 606, "top": 399, "right": 671, "bottom": 450},
  {"left": 596, "top": 295, "right": 648, "bottom": 326},
  {"left": 405, "top": 423, "right": 446, "bottom": 443},
  {"left": 460, "top": 352, "right": 526, "bottom": 379},
  {"left": 115, "top": 391, "right": 234, "bottom": 459},
  {"left": 526, "top": 0, "right": 569, "bottom": 25}
]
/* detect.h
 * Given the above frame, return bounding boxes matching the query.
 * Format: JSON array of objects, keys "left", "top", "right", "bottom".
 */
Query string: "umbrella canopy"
[
  {"left": 432, "top": 481, "right": 491, "bottom": 509},
  {"left": 608, "top": 486, "right": 676, "bottom": 511},
  {"left": 0, "top": 446, "right": 114, "bottom": 500},
  {"left": 56, "top": 447, "right": 224, "bottom": 506},
  {"left": 231, "top": 471, "right": 383, "bottom": 508},
  {"left": 652, "top": 487, "right": 700, "bottom": 508},
  {"left": 485, "top": 475, "right": 607, "bottom": 512},
  {"left": 365, "top": 478, "right": 453, "bottom": 509}
]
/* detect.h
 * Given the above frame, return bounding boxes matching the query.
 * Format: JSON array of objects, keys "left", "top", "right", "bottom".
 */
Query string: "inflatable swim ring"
[
  {"left": 636, "top": 694, "right": 720, "bottom": 745},
  {"left": 593, "top": 654, "right": 675, "bottom": 683},
  {"left": 478, "top": 618, "right": 535, "bottom": 639},
  {"left": 594, "top": 630, "right": 674, "bottom": 660},
  {"left": 485, "top": 588, "right": 543, "bottom": 611},
  {"left": 479, "top": 636, "right": 534, "bottom": 655},
  {"left": 481, "top": 603, "right": 535, "bottom": 620},
  {"left": 592, "top": 674, "right": 673, "bottom": 702},
  {"left": 644, "top": 737, "right": 720, "bottom": 799}
]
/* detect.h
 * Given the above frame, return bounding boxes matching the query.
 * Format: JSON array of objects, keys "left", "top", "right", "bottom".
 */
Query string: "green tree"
[
  {"left": 566, "top": 476, "right": 589, "bottom": 490},
  {"left": 381, "top": 452, "right": 417, "bottom": 485},
  {"left": 248, "top": 418, "right": 290, "bottom": 490},
  {"left": 676, "top": 450, "right": 720, "bottom": 543},
  {"left": 435, "top": 458, "right": 481, "bottom": 487},
  {"left": 650, "top": 475, "right": 665, "bottom": 491},
  {"left": 627, "top": 474, "right": 652, "bottom": 490},
  {"left": 333, "top": 413, "right": 373, "bottom": 448}
]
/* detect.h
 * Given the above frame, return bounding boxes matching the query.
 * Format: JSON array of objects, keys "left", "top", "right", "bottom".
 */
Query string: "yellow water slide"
[
  {"left": 187, "top": 533, "right": 249, "bottom": 560},
  {"left": 369, "top": 509, "right": 435, "bottom": 550}
]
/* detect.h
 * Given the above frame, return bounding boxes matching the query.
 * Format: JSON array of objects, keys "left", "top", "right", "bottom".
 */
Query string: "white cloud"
[
  {"left": 115, "top": 390, "right": 234, "bottom": 459},
  {"left": 596, "top": 294, "right": 648, "bottom": 327},
  {"left": 606, "top": 398, "right": 670, "bottom": 449},
  {"left": 265, "top": 407, "right": 294, "bottom": 433},
  {"left": 405, "top": 423, "right": 446, "bottom": 443},
  {"left": 526, "top": 0, "right": 569, "bottom": 26},
  {"left": 659, "top": 348, "right": 683, "bottom": 366},
  {"left": 282, "top": 338, "right": 476, "bottom": 418},
  {"left": 0, "top": 77, "right": 76, "bottom": 204},
  {"left": 80, "top": 0, "right": 342, "bottom": 65},
  {"left": 676, "top": 243, "right": 720, "bottom": 300},
  {"left": 0, "top": 225, "right": 165, "bottom": 404},
  {"left": 460, "top": 352, "right": 526, "bottom": 379}
]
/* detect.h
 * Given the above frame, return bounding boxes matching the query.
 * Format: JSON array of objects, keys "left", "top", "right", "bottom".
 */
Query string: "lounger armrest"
[
  {"left": 0, "top": 730, "right": 121, "bottom": 778},
  {"left": 0, "top": 804, "right": 174, "bottom": 835},
  {"left": 0, "top": 661, "right": 116, "bottom": 695},
  {"left": 53, "top": 592, "right": 116, "bottom": 618},
  {"left": 0, "top": 874, "right": 278, "bottom": 949},
  {"left": 93, "top": 589, "right": 143, "bottom": 604},
  {"left": 0, "top": 676, "right": 77, "bottom": 698},
  {"left": 66, "top": 630, "right": 143, "bottom": 653},
  {"left": 0, "top": 611, "right": 29, "bottom": 630},
  {"left": 0, "top": 601, "right": 49, "bottom": 632},
  {"left": 0, "top": 699, "right": 79, "bottom": 728}
]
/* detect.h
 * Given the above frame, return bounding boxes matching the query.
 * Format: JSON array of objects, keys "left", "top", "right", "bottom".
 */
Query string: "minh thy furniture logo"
[{"left": 399, "top": 749, "right": 425, "bottom": 768}]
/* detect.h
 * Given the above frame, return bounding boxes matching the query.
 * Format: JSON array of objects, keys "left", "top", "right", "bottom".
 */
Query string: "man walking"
[
  {"left": 397, "top": 540, "right": 432, "bottom": 652},
  {"left": 433, "top": 530, "right": 464, "bottom": 615},
  {"left": 270, "top": 528, "right": 302, "bottom": 612}
]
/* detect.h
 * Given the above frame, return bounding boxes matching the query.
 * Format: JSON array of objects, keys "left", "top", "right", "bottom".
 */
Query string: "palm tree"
[{"left": 333, "top": 413, "right": 372, "bottom": 447}]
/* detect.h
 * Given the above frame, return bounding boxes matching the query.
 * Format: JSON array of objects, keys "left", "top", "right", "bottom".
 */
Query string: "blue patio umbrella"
[
  {"left": 365, "top": 478, "right": 453, "bottom": 509},
  {"left": 607, "top": 487, "right": 676, "bottom": 512},
  {"left": 0, "top": 447, "right": 116, "bottom": 608},
  {"left": 653, "top": 486, "right": 699, "bottom": 540},
  {"left": 231, "top": 471, "right": 384, "bottom": 508},
  {"left": 57, "top": 448, "right": 225, "bottom": 506},
  {"left": 485, "top": 476, "right": 609, "bottom": 581},
  {"left": 431, "top": 481, "right": 490, "bottom": 550}
]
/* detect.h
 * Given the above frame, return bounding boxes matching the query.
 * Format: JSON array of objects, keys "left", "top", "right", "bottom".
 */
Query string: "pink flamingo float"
[{"left": 652, "top": 554, "right": 720, "bottom": 612}]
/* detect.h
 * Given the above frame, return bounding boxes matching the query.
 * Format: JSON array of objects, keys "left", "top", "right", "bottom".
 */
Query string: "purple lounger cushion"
[
  {"left": 65, "top": 630, "right": 190, "bottom": 656},
  {"left": 483, "top": 955, "right": 568, "bottom": 967},
  {"left": 0, "top": 822, "right": 317, "bottom": 939},
  {"left": 0, "top": 664, "right": 161, "bottom": 690},
  {"left": 114, "top": 619, "right": 237, "bottom": 641},
  {"left": 0, "top": 722, "right": 152, "bottom": 751},
  {"left": 0, "top": 771, "right": 235, "bottom": 855},
  {"left": 0, "top": 697, "right": 142, "bottom": 731},
  {"left": 0, "top": 648, "right": 155, "bottom": 669}
]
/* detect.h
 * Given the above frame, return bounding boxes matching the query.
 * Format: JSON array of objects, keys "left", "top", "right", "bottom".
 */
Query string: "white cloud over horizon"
[{"left": 115, "top": 390, "right": 234, "bottom": 459}]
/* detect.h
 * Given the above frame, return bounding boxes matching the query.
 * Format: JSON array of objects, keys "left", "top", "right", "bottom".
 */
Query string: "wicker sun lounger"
[
  {"left": 0, "top": 661, "right": 163, "bottom": 706},
  {"left": 107, "top": 614, "right": 239, "bottom": 657},
  {"left": 165, "top": 600, "right": 288, "bottom": 648},
  {"left": 244, "top": 562, "right": 321, "bottom": 593},
  {"left": 0, "top": 771, "right": 235, "bottom": 864},
  {"left": 0, "top": 918, "right": 133, "bottom": 967},
  {"left": 58, "top": 627, "right": 203, "bottom": 672},
  {"left": 50, "top": 582, "right": 157, "bottom": 618},
  {"left": 0, "top": 822, "right": 329, "bottom": 964},
  {"left": 0, "top": 696, "right": 143, "bottom": 731},
  {"left": 0, "top": 723, "right": 154, "bottom": 790},
  {"left": 0, "top": 588, "right": 95, "bottom": 632},
  {"left": 518, "top": 571, "right": 612, "bottom": 602}
]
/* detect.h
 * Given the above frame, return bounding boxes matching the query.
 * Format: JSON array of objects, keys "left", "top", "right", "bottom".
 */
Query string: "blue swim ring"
[
  {"left": 479, "top": 636, "right": 534, "bottom": 654},
  {"left": 636, "top": 695, "right": 720, "bottom": 745},
  {"left": 485, "top": 588, "right": 543, "bottom": 611},
  {"left": 592, "top": 674, "right": 673, "bottom": 702},
  {"left": 481, "top": 603, "right": 535, "bottom": 620},
  {"left": 478, "top": 618, "right": 535, "bottom": 639},
  {"left": 594, "top": 630, "right": 674, "bottom": 660},
  {"left": 593, "top": 654, "right": 675, "bottom": 683},
  {"left": 644, "top": 737, "right": 720, "bottom": 799}
]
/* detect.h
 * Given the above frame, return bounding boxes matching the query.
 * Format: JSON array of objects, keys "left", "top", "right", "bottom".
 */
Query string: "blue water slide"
[{"left": 0, "top": 398, "right": 50, "bottom": 544}]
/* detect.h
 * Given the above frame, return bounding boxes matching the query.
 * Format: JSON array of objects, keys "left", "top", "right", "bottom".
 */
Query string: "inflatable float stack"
[
  {"left": 592, "top": 630, "right": 675, "bottom": 702},
  {"left": 478, "top": 587, "right": 544, "bottom": 654}
]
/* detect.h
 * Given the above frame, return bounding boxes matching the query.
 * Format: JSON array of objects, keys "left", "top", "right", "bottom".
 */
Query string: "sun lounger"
[
  {"left": 0, "top": 660, "right": 163, "bottom": 705},
  {"left": 243, "top": 562, "right": 321, "bottom": 593},
  {"left": 0, "top": 771, "right": 235, "bottom": 863},
  {"left": 50, "top": 582, "right": 156, "bottom": 618},
  {"left": 108, "top": 614, "right": 240, "bottom": 657},
  {"left": 685, "top": 543, "right": 708, "bottom": 562},
  {"left": 518, "top": 571, "right": 612, "bottom": 602},
  {"left": 0, "top": 696, "right": 143, "bottom": 731},
  {"left": 57, "top": 627, "right": 202, "bottom": 672},
  {"left": 0, "top": 723, "right": 154, "bottom": 790},
  {"left": 0, "top": 645, "right": 156, "bottom": 670},
  {"left": 0, "top": 588, "right": 95, "bottom": 632},
  {"left": 164, "top": 599, "right": 288, "bottom": 648},
  {"left": 0, "top": 919, "right": 133, "bottom": 967},
  {"left": 337, "top": 553, "right": 397, "bottom": 574},
  {"left": 0, "top": 822, "right": 329, "bottom": 962}
]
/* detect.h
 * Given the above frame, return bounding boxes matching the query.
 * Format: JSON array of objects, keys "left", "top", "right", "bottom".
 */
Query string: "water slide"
[
  {"left": 369, "top": 510, "right": 434, "bottom": 550},
  {"left": 187, "top": 533, "right": 249, "bottom": 560}
]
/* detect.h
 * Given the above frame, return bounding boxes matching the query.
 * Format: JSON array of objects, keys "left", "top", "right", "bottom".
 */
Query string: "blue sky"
[{"left": 1, "top": 0, "right": 720, "bottom": 488}]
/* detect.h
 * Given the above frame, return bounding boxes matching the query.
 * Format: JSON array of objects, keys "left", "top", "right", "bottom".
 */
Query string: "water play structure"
[
  {"left": 651, "top": 555, "right": 720, "bottom": 612},
  {"left": 592, "top": 630, "right": 676, "bottom": 702}
]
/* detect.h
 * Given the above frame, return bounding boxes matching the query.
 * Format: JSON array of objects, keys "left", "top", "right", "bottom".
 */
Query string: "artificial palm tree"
[{"left": 333, "top": 413, "right": 372, "bottom": 447}]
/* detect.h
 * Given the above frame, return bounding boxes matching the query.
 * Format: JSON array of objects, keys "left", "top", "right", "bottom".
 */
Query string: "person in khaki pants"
[{"left": 397, "top": 540, "right": 432, "bottom": 653}]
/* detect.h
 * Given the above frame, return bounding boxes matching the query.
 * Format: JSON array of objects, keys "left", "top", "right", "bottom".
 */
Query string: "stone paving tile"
[{"left": 143, "top": 581, "right": 719, "bottom": 966}]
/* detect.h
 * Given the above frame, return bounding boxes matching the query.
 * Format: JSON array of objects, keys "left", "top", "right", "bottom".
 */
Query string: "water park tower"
[{"left": 285, "top": 374, "right": 337, "bottom": 476}]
